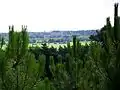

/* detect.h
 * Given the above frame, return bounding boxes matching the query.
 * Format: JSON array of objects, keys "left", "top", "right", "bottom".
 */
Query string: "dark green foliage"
[
  {"left": 114, "top": 3, "right": 120, "bottom": 41},
  {"left": 73, "top": 35, "right": 77, "bottom": 58},
  {"left": 1, "top": 2, "right": 120, "bottom": 90},
  {"left": 0, "top": 36, "right": 5, "bottom": 49},
  {"left": 0, "top": 26, "right": 56, "bottom": 90},
  {"left": 88, "top": 3, "right": 120, "bottom": 90}
]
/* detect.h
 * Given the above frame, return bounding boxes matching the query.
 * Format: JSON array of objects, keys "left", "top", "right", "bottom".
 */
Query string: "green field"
[
  {"left": 1, "top": 41, "right": 91, "bottom": 50},
  {"left": 28, "top": 41, "right": 91, "bottom": 48}
]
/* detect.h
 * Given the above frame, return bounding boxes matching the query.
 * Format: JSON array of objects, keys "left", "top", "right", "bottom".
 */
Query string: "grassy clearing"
[
  {"left": 28, "top": 41, "right": 91, "bottom": 48},
  {"left": 2, "top": 41, "right": 91, "bottom": 50}
]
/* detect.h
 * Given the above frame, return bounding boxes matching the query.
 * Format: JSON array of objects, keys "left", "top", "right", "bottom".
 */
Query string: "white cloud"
[{"left": 0, "top": 0, "right": 119, "bottom": 32}]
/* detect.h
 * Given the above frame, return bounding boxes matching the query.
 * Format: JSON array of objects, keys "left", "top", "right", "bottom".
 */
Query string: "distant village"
[{"left": 0, "top": 30, "right": 97, "bottom": 44}]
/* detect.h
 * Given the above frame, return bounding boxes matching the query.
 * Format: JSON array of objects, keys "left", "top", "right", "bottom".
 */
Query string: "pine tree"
[{"left": 0, "top": 25, "right": 52, "bottom": 90}]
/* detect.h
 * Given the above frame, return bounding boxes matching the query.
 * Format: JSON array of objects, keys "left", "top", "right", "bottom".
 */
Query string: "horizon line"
[{"left": 0, "top": 29, "right": 98, "bottom": 33}]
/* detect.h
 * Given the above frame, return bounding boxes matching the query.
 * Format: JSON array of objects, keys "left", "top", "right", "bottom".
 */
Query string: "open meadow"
[{"left": 28, "top": 41, "right": 91, "bottom": 48}]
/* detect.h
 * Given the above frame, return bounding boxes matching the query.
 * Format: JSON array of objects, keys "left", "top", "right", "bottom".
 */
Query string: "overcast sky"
[{"left": 0, "top": 0, "right": 119, "bottom": 32}]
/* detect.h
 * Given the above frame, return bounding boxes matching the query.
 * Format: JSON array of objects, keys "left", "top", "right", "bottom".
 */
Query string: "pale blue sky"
[{"left": 0, "top": 0, "right": 119, "bottom": 32}]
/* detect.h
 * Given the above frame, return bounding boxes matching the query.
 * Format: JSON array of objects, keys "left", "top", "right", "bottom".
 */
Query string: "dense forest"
[{"left": 0, "top": 3, "right": 120, "bottom": 90}]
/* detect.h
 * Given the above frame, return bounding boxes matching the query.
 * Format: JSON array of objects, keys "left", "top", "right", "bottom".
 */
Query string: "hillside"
[{"left": 0, "top": 30, "right": 97, "bottom": 44}]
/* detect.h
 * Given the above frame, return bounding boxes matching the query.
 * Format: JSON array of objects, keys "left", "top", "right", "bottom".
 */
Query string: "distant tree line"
[
  {"left": 0, "top": 3, "right": 120, "bottom": 90},
  {"left": 0, "top": 30, "right": 96, "bottom": 44}
]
